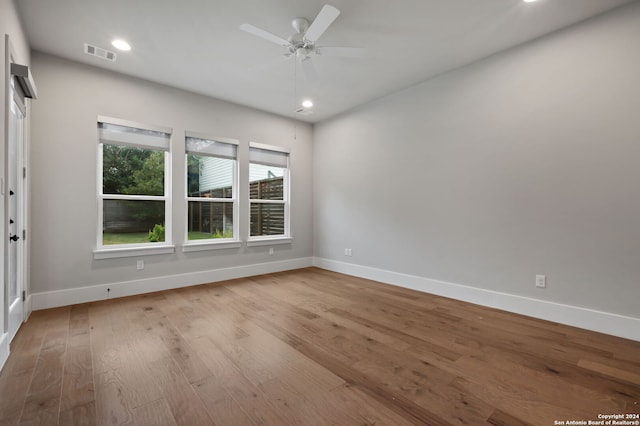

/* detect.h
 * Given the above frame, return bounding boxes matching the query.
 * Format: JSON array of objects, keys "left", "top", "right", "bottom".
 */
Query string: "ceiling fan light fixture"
[{"left": 296, "top": 46, "right": 310, "bottom": 60}]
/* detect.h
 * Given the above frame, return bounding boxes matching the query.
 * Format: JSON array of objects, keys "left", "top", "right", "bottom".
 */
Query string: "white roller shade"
[
  {"left": 249, "top": 146, "right": 289, "bottom": 168},
  {"left": 186, "top": 137, "right": 237, "bottom": 159},
  {"left": 99, "top": 122, "right": 170, "bottom": 151}
]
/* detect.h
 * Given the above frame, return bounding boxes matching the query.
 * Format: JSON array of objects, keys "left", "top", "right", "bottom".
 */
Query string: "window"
[
  {"left": 97, "top": 117, "right": 171, "bottom": 250},
  {"left": 249, "top": 142, "right": 290, "bottom": 239},
  {"left": 185, "top": 134, "right": 238, "bottom": 243}
]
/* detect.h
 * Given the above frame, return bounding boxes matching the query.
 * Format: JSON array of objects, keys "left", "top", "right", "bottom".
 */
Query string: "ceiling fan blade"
[
  {"left": 316, "top": 46, "right": 365, "bottom": 58},
  {"left": 304, "top": 4, "right": 340, "bottom": 43},
  {"left": 240, "top": 24, "right": 290, "bottom": 47},
  {"left": 301, "top": 58, "right": 318, "bottom": 83}
]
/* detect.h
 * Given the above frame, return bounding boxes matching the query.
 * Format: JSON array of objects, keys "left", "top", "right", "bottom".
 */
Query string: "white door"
[{"left": 7, "top": 79, "right": 25, "bottom": 343}]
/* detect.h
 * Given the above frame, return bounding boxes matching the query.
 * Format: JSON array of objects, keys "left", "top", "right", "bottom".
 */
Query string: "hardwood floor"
[{"left": 1, "top": 267, "right": 638, "bottom": 425}]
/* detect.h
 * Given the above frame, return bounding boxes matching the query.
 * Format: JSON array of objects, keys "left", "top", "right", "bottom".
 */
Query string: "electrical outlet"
[
  {"left": 269, "top": 247, "right": 274, "bottom": 255},
  {"left": 137, "top": 260, "right": 144, "bottom": 270},
  {"left": 535, "top": 275, "right": 546, "bottom": 288},
  {"left": 344, "top": 248, "right": 352, "bottom": 257}
]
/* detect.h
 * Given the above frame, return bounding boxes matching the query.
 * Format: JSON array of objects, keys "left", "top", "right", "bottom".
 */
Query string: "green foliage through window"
[
  {"left": 103, "top": 145, "right": 164, "bottom": 196},
  {"left": 148, "top": 224, "right": 165, "bottom": 242},
  {"left": 125, "top": 151, "right": 164, "bottom": 196}
]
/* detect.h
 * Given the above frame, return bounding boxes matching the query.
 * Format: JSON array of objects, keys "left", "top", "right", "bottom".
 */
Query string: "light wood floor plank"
[
  {"left": 59, "top": 344, "right": 94, "bottom": 413},
  {"left": 58, "top": 401, "right": 96, "bottom": 426},
  {"left": 132, "top": 398, "right": 177, "bottom": 426},
  {"left": 18, "top": 344, "right": 66, "bottom": 425},
  {"left": 147, "top": 356, "right": 215, "bottom": 425},
  {"left": 0, "top": 370, "right": 33, "bottom": 425},
  {"left": 94, "top": 369, "right": 135, "bottom": 426},
  {"left": 193, "top": 376, "right": 254, "bottom": 426}
]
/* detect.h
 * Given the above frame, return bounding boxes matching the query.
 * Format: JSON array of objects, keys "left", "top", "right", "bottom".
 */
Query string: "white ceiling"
[{"left": 16, "top": 0, "right": 636, "bottom": 123}]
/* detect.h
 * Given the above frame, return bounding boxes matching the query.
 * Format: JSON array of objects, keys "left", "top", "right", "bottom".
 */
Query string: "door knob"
[{"left": 9, "top": 234, "right": 19, "bottom": 242}]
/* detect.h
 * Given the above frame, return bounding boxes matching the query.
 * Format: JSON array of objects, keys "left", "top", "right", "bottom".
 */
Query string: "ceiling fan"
[{"left": 240, "top": 4, "right": 364, "bottom": 81}]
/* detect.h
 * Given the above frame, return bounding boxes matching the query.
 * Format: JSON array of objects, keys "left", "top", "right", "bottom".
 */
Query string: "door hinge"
[
  {"left": 23, "top": 229, "right": 26, "bottom": 240},
  {"left": 23, "top": 167, "right": 26, "bottom": 179},
  {"left": 22, "top": 290, "right": 26, "bottom": 302}
]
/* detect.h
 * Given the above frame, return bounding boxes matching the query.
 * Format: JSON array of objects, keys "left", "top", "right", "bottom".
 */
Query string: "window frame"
[
  {"left": 183, "top": 132, "right": 241, "bottom": 251},
  {"left": 247, "top": 141, "right": 291, "bottom": 245},
  {"left": 94, "top": 116, "right": 174, "bottom": 259}
]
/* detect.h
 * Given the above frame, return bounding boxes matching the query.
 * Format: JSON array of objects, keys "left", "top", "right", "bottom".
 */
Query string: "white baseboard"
[
  {"left": 0, "top": 332, "right": 9, "bottom": 372},
  {"left": 25, "top": 294, "right": 32, "bottom": 321},
  {"left": 31, "top": 257, "right": 313, "bottom": 311},
  {"left": 313, "top": 257, "right": 640, "bottom": 342}
]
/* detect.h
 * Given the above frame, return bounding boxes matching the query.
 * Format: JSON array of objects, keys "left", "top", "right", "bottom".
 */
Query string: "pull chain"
[{"left": 293, "top": 59, "right": 298, "bottom": 140}]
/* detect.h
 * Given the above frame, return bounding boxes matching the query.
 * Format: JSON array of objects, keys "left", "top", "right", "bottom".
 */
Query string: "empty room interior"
[{"left": 1, "top": 0, "right": 639, "bottom": 424}]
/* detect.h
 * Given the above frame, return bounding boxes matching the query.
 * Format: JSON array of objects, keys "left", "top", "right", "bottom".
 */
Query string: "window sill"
[
  {"left": 182, "top": 240, "right": 243, "bottom": 252},
  {"left": 246, "top": 237, "right": 292, "bottom": 247},
  {"left": 93, "top": 244, "right": 176, "bottom": 260}
]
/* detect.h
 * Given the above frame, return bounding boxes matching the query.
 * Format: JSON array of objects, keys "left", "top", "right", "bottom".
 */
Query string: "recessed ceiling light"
[
  {"left": 523, "top": 0, "right": 538, "bottom": 2},
  {"left": 111, "top": 39, "right": 131, "bottom": 51},
  {"left": 302, "top": 99, "right": 313, "bottom": 108}
]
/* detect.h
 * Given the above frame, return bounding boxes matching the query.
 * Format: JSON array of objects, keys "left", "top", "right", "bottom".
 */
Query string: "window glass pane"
[
  {"left": 250, "top": 203, "right": 285, "bottom": 236},
  {"left": 187, "top": 154, "right": 233, "bottom": 198},
  {"left": 103, "top": 145, "right": 164, "bottom": 196},
  {"left": 249, "top": 163, "right": 284, "bottom": 200},
  {"left": 188, "top": 201, "right": 234, "bottom": 240},
  {"left": 103, "top": 199, "right": 165, "bottom": 245}
]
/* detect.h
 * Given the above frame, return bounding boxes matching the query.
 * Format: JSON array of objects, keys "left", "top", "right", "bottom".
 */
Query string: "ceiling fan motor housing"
[{"left": 288, "top": 21, "right": 313, "bottom": 60}]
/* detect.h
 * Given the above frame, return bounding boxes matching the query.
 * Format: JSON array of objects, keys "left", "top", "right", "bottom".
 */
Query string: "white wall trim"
[
  {"left": 246, "top": 237, "right": 292, "bottom": 247},
  {"left": 93, "top": 244, "right": 176, "bottom": 260},
  {"left": 31, "top": 257, "right": 313, "bottom": 311},
  {"left": 24, "top": 293, "right": 32, "bottom": 320},
  {"left": 313, "top": 257, "right": 640, "bottom": 342},
  {"left": 0, "top": 332, "right": 9, "bottom": 372}
]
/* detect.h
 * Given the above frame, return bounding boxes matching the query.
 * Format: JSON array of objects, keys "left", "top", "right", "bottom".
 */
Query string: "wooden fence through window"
[{"left": 188, "top": 176, "right": 284, "bottom": 236}]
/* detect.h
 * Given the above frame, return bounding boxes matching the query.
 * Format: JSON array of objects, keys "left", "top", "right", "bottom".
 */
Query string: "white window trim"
[
  {"left": 182, "top": 240, "right": 243, "bottom": 252},
  {"left": 93, "top": 245, "right": 176, "bottom": 259},
  {"left": 184, "top": 133, "right": 240, "bottom": 250},
  {"left": 248, "top": 141, "right": 291, "bottom": 242},
  {"left": 246, "top": 237, "right": 292, "bottom": 247},
  {"left": 95, "top": 116, "right": 173, "bottom": 259}
]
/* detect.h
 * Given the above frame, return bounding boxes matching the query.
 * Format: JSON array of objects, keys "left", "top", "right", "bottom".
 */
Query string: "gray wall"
[
  {"left": 313, "top": 2, "right": 640, "bottom": 318},
  {"left": 29, "top": 52, "right": 313, "bottom": 294}
]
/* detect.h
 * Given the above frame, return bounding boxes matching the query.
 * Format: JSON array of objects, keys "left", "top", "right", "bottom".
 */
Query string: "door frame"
[
  {"left": 7, "top": 73, "right": 26, "bottom": 343},
  {"left": 3, "top": 35, "right": 30, "bottom": 349}
]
